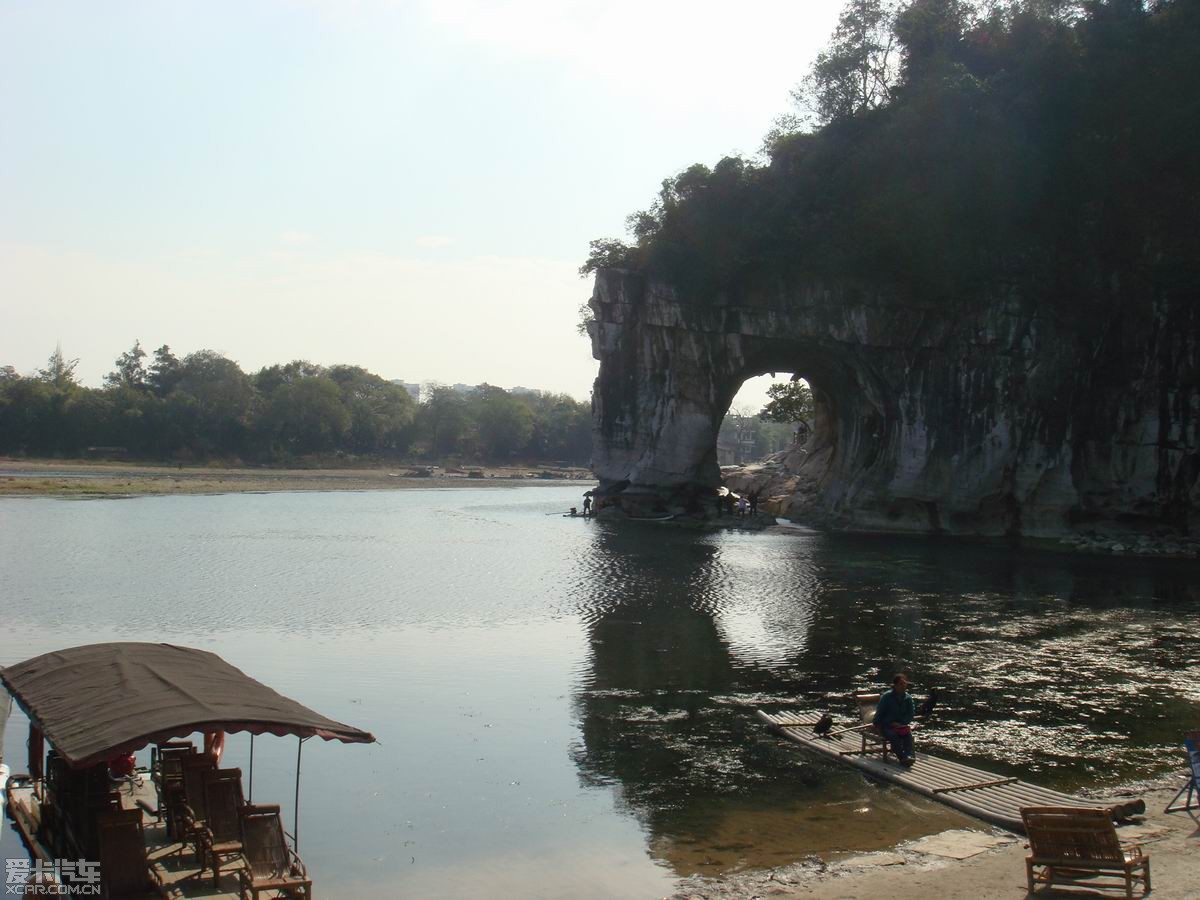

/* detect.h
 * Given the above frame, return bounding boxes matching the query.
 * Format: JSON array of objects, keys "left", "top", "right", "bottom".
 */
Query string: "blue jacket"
[{"left": 874, "top": 688, "right": 915, "bottom": 728}]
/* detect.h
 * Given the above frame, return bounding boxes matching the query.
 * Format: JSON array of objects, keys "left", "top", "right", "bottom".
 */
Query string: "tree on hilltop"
[{"left": 796, "top": 0, "right": 902, "bottom": 126}]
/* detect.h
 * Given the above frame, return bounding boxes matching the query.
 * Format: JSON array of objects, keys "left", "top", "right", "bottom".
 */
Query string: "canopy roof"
[{"left": 0, "top": 642, "right": 375, "bottom": 769}]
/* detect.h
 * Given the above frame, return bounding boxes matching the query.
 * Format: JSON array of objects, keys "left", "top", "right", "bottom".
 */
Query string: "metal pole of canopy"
[
  {"left": 293, "top": 736, "right": 308, "bottom": 851},
  {"left": 248, "top": 733, "right": 254, "bottom": 802}
]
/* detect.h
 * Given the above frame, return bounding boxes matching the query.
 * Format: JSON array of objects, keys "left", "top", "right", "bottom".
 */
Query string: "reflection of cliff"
[
  {"left": 569, "top": 525, "right": 822, "bottom": 874},
  {"left": 569, "top": 526, "right": 1200, "bottom": 874}
]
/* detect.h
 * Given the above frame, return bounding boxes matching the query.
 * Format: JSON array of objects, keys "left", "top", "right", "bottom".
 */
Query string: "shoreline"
[
  {"left": 0, "top": 458, "right": 593, "bottom": 498},
  {"left": 679, "top": 780, "right": 1197, "bottom": 899}
]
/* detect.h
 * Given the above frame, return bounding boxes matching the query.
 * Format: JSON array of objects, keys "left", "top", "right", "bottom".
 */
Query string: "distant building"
[{"left": 390, "top": 380, "right": 422, "bottom": 402}]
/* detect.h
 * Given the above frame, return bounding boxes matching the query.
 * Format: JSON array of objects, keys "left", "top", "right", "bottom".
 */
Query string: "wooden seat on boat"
[
  {"left": 238, "top": 804, "right": 312, "bottom": 899},
  {"left": 154, "top": 742, "right": 198, "bottom": 838},
  {"left": 96, "top": 808, "right": 167, "bottom": 899},
  {"left": 48, "top": 758, "right": 120, "bottom": 861},
  {"left": 200, "top": 767, "right": 246, "bottom": 886},
  {"left": 1165, "top": 730, "right": 1199, "bottom": 814},
  {"left": 854, "top": 693, "right": 892, "bottom": 760},
  {"left": 176, "top": 755, "right": 217, "bottom": 861},
  {"left": 1021, "top": 806, "right": 1150, "bottom": 898},
  {"left": 154, "top": 743, "right": 196, "bottom": 791},
  {"left": 42, "top": 753, "right": 76, "bottom": 857},
  {"left": 85, "top": 786, "right": 124, "bottom": 860}
]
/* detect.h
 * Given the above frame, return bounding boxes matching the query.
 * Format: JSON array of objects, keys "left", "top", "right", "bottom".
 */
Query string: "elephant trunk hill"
[
  {"left": 587, "top": 268, "right": 1198, "bottom": 540},
  {"left": 584, "top": 2, "right": 1199, "bottom": 542}
]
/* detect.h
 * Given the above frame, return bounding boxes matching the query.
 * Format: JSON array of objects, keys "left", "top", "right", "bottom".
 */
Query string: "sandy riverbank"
[
  {"left": 0, "top": 458, "right": 593, "bottom": 497},
  {"left": 677, "top": 781, "right": 1198, "bottom": 899}
]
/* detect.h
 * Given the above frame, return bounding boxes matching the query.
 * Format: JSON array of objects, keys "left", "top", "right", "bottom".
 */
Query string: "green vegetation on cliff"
[{"left": 584, "top": 0, "right": 1199, "bottom": 309}]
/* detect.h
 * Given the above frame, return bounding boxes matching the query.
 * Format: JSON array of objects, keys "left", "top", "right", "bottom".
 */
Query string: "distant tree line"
[
  {"left": 582, "top": 0, "right": 1198, "bottom": 315},
  {"left": 0, "top": 344, "right": 592, "bottom": 465}
]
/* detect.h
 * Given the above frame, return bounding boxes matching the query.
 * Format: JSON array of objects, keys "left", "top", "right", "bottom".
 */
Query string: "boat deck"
[
  {"left": 6, "top": 773, "right": 246, "bottom": 899},
  {"left": 757, "top": 710, "right": 1145, "bottom": 833}
]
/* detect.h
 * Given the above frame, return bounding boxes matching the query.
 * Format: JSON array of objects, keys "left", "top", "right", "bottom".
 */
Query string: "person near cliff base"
[
  {"left": 748, "top": 491, "right": 759, "bottom": 516},
  {"left": 874, "top": 674, "right": 916, "bottom": 766},
  {"left": 582, "top": 493, "right": 592, "bottom": 517}
]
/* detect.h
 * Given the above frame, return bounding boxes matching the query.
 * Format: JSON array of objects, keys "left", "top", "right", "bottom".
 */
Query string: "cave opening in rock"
[
  {"left": 717, "top": 367, "right": 839, "bottom": 519},
  {"left": 589, "top": 271, "right": 900, "bottom": 523},
  {"left": 723, "top": 373, "right": 809, "bottom": 466}
]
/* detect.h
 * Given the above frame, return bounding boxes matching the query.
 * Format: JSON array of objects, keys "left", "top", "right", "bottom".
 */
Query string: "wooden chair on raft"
[
  {"left": 237, "top": 804, "right": 312, "bottom": 900},
  {"left": 200, "top": 767, "right": 246, "bottom": 886},
  {"left": 96, "top": 808, "right": 167, "bottom": 899},
  {"left": 853, "top": 693, "right": 893, "bottom": 760},
  {"left": 1020, "top": 806, "right": 1150, "bottom": 898}
]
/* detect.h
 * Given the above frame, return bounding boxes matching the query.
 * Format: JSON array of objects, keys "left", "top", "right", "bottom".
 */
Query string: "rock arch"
[{"left": 587, "top": 268, "right": 1200, "bottom": 537}]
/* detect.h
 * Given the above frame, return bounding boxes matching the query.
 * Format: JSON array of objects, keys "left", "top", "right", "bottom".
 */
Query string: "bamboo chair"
[
  {"left": 237, "top": 804, "right": 312, "bottom": 899},
  {"left": 153, "top": 743, "right": 196, "bottom": 789},
  {"left": 854, "top": 693, "right": 892, "bottom": 760},
  {"left": 155, "top": 743, "right": 198, "bottom": 840},
  {"left": 53, "top": 762, "right": 117, "bottom": 861},
  {"left": 96, "top": 808, "right": 167, "bottom": 899},
  {"left": 83, "top": 786, "right": 123, "bottom": 862},
  {"left": 176, "top": 755, "right": 217, "bottom": 864},
  {"left": 1020, "top": 806, "right": 1150, "bottom": 898},
  {"left": 1164, "top": 730, "right": 1199, "bottom": 814},
  {"left": 200, "top": 767, "right": 246, "bottom": 887}
]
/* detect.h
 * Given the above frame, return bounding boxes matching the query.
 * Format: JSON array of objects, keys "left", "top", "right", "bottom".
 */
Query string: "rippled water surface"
[{"left": 2, "top": 487, "right": 1198, "bottom": 896}]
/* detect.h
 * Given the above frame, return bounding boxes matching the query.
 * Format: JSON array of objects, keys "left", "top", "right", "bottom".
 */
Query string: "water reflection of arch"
[
  {"left": 570, "top": 522, "right": 737, "bottom": 711},
  {"left": 566, "top": 524, "right": 865, "bottom": 878},
  {"left": 567, "top": 524, "right": 1200, "bottom": 875}
]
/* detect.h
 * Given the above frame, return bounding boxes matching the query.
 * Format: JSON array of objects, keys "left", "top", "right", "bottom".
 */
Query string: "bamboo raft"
[{"left": 757, "top": 710, "right": 1146, "bottom": 834}]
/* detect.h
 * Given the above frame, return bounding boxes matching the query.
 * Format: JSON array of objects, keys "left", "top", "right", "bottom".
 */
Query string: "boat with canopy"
[{"left": 1, "top": 642, "right": 374, "bottom": 898}]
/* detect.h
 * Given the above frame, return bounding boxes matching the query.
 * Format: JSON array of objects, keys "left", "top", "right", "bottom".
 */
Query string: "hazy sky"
[{"left": 1, "top": 0, "right": 840, "bottom": 407}]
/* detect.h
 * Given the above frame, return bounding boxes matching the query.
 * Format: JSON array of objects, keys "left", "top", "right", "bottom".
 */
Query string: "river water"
[{"left": 1, "top": 486, "right": 1197, "bottom": 897}]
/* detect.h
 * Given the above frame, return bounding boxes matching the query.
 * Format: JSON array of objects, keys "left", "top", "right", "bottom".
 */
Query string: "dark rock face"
[{"left": 588, "top": 268, "right": 1200, "bottom": 537}]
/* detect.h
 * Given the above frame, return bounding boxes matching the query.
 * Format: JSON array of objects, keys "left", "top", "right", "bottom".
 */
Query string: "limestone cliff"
[{"left": 588, "top": 268, "right": 1200, "bottom": 538}]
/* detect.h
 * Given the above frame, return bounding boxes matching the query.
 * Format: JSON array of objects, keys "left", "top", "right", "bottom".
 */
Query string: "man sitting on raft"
[{"left": 874, "top": 673, "right": 916, "bottom": 766}]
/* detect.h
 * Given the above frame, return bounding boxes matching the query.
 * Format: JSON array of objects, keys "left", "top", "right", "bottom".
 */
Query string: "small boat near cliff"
[{"left": 2, "top": 642, "right": 375, "bottom": 898}]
